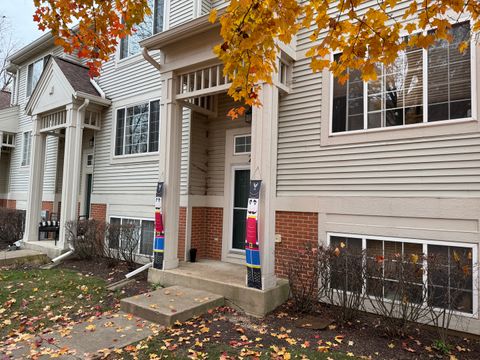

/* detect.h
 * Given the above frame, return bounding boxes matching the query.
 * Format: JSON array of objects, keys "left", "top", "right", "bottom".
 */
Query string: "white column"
[
  {"left": 250, "top": 84, "right": 279, "bottom": 290},
  {"left": 159, "top": 71, "right": 181, "bottom": 269},
  {"left": 58, "top": 104, "right": 84, "bottom": 249},
  {"left": 23, "top": 117, "right": 47, "bottom": 242}
]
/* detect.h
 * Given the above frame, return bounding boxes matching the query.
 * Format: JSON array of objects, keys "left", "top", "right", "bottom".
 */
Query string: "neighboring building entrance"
[
  {"left": 85, "top": 174, "right": 93, "bottom": 218},
  {"left": 231, "top": 168, "right": 250, "bottom": 250}
]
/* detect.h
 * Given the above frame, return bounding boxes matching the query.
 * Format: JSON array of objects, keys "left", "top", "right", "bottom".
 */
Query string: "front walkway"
[{"left": 2, "top": 312, "right": 158, "bottom": 359}]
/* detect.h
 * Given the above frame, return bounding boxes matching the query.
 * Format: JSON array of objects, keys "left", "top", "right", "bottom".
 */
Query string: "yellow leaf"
[
  {"left": 209, "top": 9, "right": 217, "bottom": 24},
  {"left": 85, "top": 324, "right": 96, "bottom": 332}
]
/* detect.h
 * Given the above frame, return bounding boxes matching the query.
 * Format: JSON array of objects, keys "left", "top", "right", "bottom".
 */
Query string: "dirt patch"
[{"left": 57, "top": 258, "right": 152, "bottom": 298}]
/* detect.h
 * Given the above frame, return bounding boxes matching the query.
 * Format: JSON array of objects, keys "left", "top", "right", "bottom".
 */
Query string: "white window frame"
[
  {"left": 233, "top": 134, "right": 252, "bottom": 155},
  {"left": 329, "top": 21, "right": 477, "bottom": 136},
  {"left": 108, "top": 216, "right": 155, "bottom": 257},
  {"left": 117, "top": 0, "right": 166, "bottom": 61},
  {"left": 326, "top": 232, "right": 479, "bottom": 318},
  {"left": 26, "top": 56, "right": 48, "bottom": 98},
  {"left": 113, "top": 99, "right": 160, "bottom": 158},
  {"left": 21, "top": 131, "right": 32, "bottom": 167}
]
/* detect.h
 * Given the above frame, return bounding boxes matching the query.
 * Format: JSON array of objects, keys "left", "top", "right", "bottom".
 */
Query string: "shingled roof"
[
  {"left": 54, "top": 57, "right": 101, "bottom": 97},
  {"left": 0, "top": 90, "right": 11, "bottom": 110}
]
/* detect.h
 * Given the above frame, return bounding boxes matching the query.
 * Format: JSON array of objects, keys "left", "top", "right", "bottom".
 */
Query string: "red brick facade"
[
  {"left": 190, "top": 207, "right": 223, "bottom": 261},
  {"left": 0, "top": 199, "right": 6, "bottom": 208},
  {"left": 178, "top": 207, "right": 187, "bottom": 261},
  {"left": 275, "top": 211, "right": 318, "bottom": 279},
  {"left": 42, "top": 201, "right": 54, "bottom": 214},
  {"left": 5, "top": 199, "right": 16, "bottom": 209},
  {"left": 90, "top": 203, "right": 107, "bottom": 222}
]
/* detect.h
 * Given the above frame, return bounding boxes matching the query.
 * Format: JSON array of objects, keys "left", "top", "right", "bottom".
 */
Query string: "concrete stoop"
[
  {"left": 0, "top": 249, "right": 50, "bottom": 266},
  {"left": 22, "top": 241, "right": 66, "bottom": 259},
  {"left": 148, "top": 265, "right": 290, "bottom": 317},
  {"left": 120, "top": 285, "right": 225, "bottom": 326}
]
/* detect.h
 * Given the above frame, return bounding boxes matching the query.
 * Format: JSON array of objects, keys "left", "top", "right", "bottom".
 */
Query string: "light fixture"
[{"left": 244, "top": 106, "right": 252, "bottom": 124}]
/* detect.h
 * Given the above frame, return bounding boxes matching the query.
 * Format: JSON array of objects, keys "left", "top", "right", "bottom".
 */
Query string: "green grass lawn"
[{"left": 0, "top": 268, "right": 113, "bottom": 339}]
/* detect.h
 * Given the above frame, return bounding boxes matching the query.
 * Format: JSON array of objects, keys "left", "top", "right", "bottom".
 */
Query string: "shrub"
[
  {"left": 0, "top": 208, "right": 25, "bottom": 250},
  {"left": 65, "top": 219, "right": 106, "bottom": 260},
  {"left": 287, "top": 243, "right": 319, "bottom": 313},
  {"left": 105, "top": 221, "right": 140, "bottom": 271},
  {"left": 426, "top": 250, "right": 477, "bottom": 344},
  {"left": 317, "top": 243, "right": 367, "bottom": 323},
  {"left": 366, "top": 253, "right": 429, "bottom": 337}
]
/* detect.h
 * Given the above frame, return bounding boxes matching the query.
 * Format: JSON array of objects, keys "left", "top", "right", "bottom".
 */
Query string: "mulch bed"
[{"left": 57, "top": 258, "right": 152, "bottom": 298}]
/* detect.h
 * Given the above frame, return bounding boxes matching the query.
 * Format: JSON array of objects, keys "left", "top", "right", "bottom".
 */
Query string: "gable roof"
[
  {"left": 25, "top": 56, "right": 110, "bottom": 116},
  {"left": 54, "top": 57, "right": 101, "bottom": 97},
  {"left": 0, "top": 91, "right": 11, "bottom": 110}
]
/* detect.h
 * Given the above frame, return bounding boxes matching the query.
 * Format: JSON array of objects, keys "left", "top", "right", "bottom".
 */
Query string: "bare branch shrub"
[
  {"left": 0, "top": 208, "right": 25, "bottom": 250},
  {"left": 366, "top": 253, "right": 429, "bottom": 336},
  {"left": 66, "top": 220, "right": 106, "bottom": 259},
  {"left": 105, "top": 222, "right": 140, "bottom": 271},
  {"left": 426, "top": 249, "right": 477, "bottom": 344},
  {"left": 317, "top": 243, "right": 367, "bottom": 323},
  {"left": 287, "top": 243, "right": 319, "bottom": 313}
]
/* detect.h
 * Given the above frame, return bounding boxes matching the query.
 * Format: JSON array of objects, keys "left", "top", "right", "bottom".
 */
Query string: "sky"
[{"left": 1, "top": 0, "right": 45, "bottom": 46}]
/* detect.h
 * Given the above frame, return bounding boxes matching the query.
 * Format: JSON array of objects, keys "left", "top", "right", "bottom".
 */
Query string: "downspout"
[{"left": 142, "top": 48, "right": 162, "bottom": 72}]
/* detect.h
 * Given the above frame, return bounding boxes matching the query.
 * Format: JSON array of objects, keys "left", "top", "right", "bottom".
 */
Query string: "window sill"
[
  {"left": 110, "top": 152, "right": 159, "bottom": 165},
  {"left": 321, "top": 118, "right": 479, "bottom": 147}
]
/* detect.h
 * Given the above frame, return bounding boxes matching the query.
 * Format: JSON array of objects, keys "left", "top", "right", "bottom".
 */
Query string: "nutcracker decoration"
[
  {"left": 245, "top": 180, "right": 262, "bottom": 289},
  {"left": 153, "top": 182, "right": 165, "bottom": 269}
]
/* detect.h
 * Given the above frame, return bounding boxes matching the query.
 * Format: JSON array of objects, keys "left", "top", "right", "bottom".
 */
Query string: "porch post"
[
  {"left": 24, "top": 117, "right": 47, "bottom": 242},
  {"left": 250, "top": 83, "right": 279, "bottom": 290},
  {"left": 58, "top": 104, "right": 84, "bottom": 249},
  {"left": 159, "top": 71, "right": 181, "bottom": 269}
]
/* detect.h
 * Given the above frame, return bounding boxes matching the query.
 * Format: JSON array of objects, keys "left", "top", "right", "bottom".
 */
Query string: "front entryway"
[
  {"left": 231, "top": 168, "right": 250, "bottom": 251},
  {"left": 85, "top": 174, "right": 93, "bottom": 218}
]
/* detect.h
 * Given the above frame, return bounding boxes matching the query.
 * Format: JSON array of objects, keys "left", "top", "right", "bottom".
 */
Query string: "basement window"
[{"left": 109, "top": 217, "right": 155, "bottom": 256}]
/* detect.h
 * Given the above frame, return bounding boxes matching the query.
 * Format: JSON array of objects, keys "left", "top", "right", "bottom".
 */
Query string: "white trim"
[
  {"left": 233, "top": 134, "right": 252, "bottom": 155},
  {"left": 228, "top": 165, "right": 250, "bottom": 254},
  {"left": 112, "top": 98, "right": 161, "bottom": 158},
  {"left": 326, "top": 232, "right": 479, "bottom": 318},
  {"left": 329, "top": 21, "right": 476, "bottom": 136},
  {"left": 108, "top": 215, "right": 155, "bottom": 257}
]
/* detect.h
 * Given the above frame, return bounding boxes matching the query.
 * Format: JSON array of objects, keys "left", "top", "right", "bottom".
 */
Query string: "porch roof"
[{"left": 25, "top": 56, "right": 110, "bottom": 116}]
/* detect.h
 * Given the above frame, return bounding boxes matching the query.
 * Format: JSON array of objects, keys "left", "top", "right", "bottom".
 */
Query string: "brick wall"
[
  {"left": 205, "top": 207, "right": 223, "bottom": 260},
  {"left": 0, "top": 199, "right": 5, "bottom": 208},
  {"left": 90, "top": 203, "right": 107, "bottom": 222},
  {"left": 190, "top": 207, "right": 223, "bottom": 261},
  {"left": 42, "top": 201, "right": 54, "bottom": 214},
  {"left": 275, "top": 211, "right": 318, "bottom": 279},
  {"left": 178, "top": 207, "right": 187, "bottom": 261},
  {"left": 6, "top": 199, "right": 16, "bottom": 209}
]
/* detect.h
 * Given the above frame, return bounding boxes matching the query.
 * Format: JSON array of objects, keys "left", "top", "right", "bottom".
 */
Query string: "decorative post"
[
  {"left": 23, "top": 117, "right": 46, "bottom": 242},
  {"left": 245, "top": 180, "right": 262, "bottom": 289},
  {"left": 153, "top": 182, "right": 165, "bottom": 269}
]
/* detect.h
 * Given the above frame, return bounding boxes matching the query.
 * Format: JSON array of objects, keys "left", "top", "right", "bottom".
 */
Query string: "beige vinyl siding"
[
  {"left": 91, "top": 50, "right": 162, "bottom": 197},
  {"left": 207, "top": 93, "right": 248, "bottom": 196},
  {"left": 169, "top": 0, "right": 195, "bottom": 28},
  {"left": 211, "top": 0, "right": 228, "bottom": 10},
  {"left": 7, "top": 47, "right": 64, "bottom": 196},
  {"left": 277, "top": 1, "right": 480, "bottom": 198},
  {"left": 180, "top": 108, "right": 191, "bottom": 195},
  {"left": 188, "top": 111, "right": 209, "bottom": 195}
]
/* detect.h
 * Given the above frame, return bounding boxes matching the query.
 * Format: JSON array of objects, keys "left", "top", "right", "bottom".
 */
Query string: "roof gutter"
[{"left": 142, "top": 48, "right": 162, "bottom": 72}]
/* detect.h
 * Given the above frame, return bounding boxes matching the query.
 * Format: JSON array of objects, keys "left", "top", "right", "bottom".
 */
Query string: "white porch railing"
[
  {"left": 176, "top": 63, "right": 231, "bottom": 100},
  {"left": 40, "top": 110, "right": 67, "bottom": 132}
]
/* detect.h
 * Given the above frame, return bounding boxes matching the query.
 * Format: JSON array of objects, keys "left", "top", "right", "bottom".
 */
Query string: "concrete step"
[
  {"left": 120, "top": 285, "right": 224, "bottom": 326},
  {"left": 0, "top": 249, "right": 50, "bottom": 266}
]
